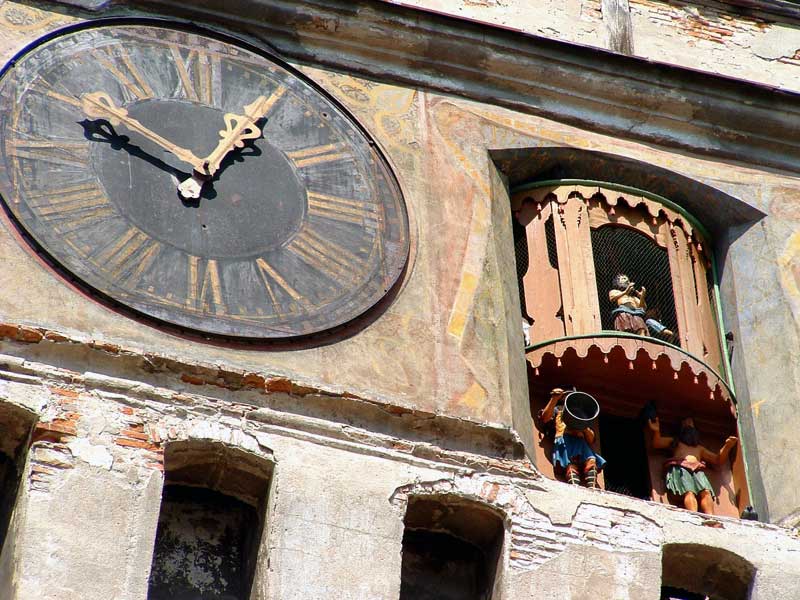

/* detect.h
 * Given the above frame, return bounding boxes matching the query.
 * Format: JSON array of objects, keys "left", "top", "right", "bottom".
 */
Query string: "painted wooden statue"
[
  {"left": 540, "top": 388, "right": 605, "bottom": 488},
  {"left": 608, "top": 273, "right": 674, "bottom": 338},
  {"left": 647, "top": 415, "right": 738, "bottom": 515}
]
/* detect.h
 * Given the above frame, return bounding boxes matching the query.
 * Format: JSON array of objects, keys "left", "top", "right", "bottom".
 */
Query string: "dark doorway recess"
[
  {"left": 661, "top": 586, "right": 707, "bottom": 600},
  {"left": 662, "top": 543, "right": 754, "bottom": 600},
  {"left": 599, "top": 412, "right": 652, "bottom": 500},
  {"left": 147, "top": 486, "right": 263, "bottom": 600},
  {"left": 400, "top": 496, "right": 504, "bottom": 600},
  {"left": 0, "top": 453, "right": 20, "bottom": 551},
  {"left": 147, "top": 442, "right": 272, "bottom": 600}
]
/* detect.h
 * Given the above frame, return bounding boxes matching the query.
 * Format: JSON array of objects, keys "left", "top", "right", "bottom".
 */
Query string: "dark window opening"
[
  {"left": 661, "top": 586, "right": 707, "bottom": 600},
  {"left": 598, "top": 413, "right": 652, "bottom": 500},
  {"left": 545, "top": 215, "right": 558, "bottom": 269},
  {"left": 0, "top": 453, "right": 20, "bottom": 551},
  {"left": 0, "top": 406, "right": 35, "bottom": 555},
  {"left": 400, "top": 496, "right": 504, "bottom": 600},
  {"left": 147, "top": 442, "right": 272, "bottom": 600},
  {"left": 591, "top": 225, "right": 680, "bottom": 343},
  {"left": 662, "top": 543, "right": 754, "bottom": 600},
  {"left": 147, "top": 486, "right": 262, "bottom": 600}
]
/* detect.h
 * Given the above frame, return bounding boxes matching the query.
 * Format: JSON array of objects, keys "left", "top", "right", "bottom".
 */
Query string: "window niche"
[
  {"left": 661, "top": 543, "right": 754, "bottom": 600},
  {"left": 0, "top": 403, "right": 35, "bottom": 554},
  {"left": 147, "top": 441, "right": 273, "bottom": 600},
  {"left": 515, "top": 182, "right": 748, "bottom": 517},
  {"left": 400, "top": 495, "right": 505, "bottom": 600}
]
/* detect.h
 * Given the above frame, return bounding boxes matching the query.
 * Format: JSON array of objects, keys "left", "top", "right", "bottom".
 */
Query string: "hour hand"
[
  {"left": 178, "top": 91, "right": 286, "bottom": 200},
  {"left": 81, "top": 91, "right": 204, "bottom": 171}
]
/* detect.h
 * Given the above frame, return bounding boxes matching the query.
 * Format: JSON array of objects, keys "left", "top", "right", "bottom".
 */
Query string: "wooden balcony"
[{"left": 525, "top": 334, "right": 748, "bottom": 518}]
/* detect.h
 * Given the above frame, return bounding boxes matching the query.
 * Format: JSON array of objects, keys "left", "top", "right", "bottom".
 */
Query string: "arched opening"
[
  {"left": 661, "top": 543, "right": 754, "bottom": 600},
  {"left": 400, "top": 495, "right": 505, "bottom": 600},
  {"left": 147, "top": 441, "right": 273, "bottom": 600},
  {"left": 0, "top": 402, "right": 35, "bottom": 553}
]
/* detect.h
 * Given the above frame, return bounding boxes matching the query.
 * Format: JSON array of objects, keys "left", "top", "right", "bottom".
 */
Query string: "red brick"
[
  {"left": 121, "top": 428, "right": 149, "bottom": 441},
  {"left": 50, "top": 387, "right": 80, "bottom": 399},
  {"left": 181, "top": 373, "right": 206, "bottom": 386},
  {"left": 115, "top": 438, "right": 159, "bottom": 451},
  {"left": 265, "top": 377, "right": 293, "bottom": 393}
]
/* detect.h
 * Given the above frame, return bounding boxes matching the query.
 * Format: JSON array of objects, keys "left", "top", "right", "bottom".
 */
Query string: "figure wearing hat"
[{"left": 540, "top": 388, "right": 606, "bottom": 488}]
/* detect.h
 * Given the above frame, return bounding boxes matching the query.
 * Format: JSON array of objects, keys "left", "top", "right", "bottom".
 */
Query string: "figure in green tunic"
[{"left": 647, "top": 416, "right": 738, "bottom": 515}]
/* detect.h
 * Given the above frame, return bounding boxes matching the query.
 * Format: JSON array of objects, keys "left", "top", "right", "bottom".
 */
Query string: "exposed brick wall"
[{"left": 631, "top": 0, "right": 771, "bottom": 45}]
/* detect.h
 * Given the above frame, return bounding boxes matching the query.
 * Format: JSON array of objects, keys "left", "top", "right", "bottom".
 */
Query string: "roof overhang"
[{"left": 59, "top": 0, "right": 800, "bottom": 176}]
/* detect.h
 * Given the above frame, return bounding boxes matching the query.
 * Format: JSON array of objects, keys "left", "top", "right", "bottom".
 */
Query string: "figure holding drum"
[{"left": 540, "top": 388, "right": 605, "bottom": 488}]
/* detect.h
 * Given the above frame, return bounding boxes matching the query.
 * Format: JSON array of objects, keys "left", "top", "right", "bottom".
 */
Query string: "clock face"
[{"left": 0, "top": 22, "right": 409, "bottom": 338}]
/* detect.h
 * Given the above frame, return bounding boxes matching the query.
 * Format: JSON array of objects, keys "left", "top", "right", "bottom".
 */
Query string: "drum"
[{"left": 563, "top": 391, "right": 600, "bottom": 430}]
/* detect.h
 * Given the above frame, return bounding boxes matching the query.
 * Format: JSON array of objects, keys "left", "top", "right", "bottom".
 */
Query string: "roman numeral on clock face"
[
  {"left": 254, "top": 257, "right": 310, "bottom": 313},
  {"left": 31, "top": 183, "right": 116, "bottom": 233},
  {"left": 6, "top": 136, "right": 90, "bottom": 169},
  {"left": 287, "top": 228, "right": 367, "bottom": 284},
  {"left": 93, "top": 46, "right": 154, "bottom": 101},
  {"left": 307, "top": 191, "right": 379, "bottom": 225},
  {"left": 169, "top": 45, "right": 221, "bottom": 106},
  {"left": 92, "top": 227, "right": 162, "bottom": 287},
  {"left": 187, "top": 256, "right": 226, "bottom": 313},
  {"left": 286, "top": 143, "right": 349, "bottom": 169}
]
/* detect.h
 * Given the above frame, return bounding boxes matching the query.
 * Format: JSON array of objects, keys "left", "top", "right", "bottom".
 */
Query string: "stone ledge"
[
  {"left": 70, "top": 0, "right": 800, "bottom": 174},
  {"left": 0, "top": 320, "right": 529, "bottom": 465}
]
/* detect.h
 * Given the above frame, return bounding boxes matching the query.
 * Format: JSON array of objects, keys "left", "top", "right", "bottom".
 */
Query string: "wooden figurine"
[
  {"left": 647, "top": 416, "right": 738, "bottom": 515},
  {"left": 540, "top": 388, "right": 605, "bottom": 488},
  {"left": 608, "top": 273, "right": 674, "bottom": 338},
  {"left": 522, "top": 316, "right": 532, "bottom": 347}
]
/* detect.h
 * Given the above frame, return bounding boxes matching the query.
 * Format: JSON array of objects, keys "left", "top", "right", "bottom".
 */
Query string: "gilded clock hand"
[
  {"left": 177, "top": 93, "right": 283, "bottom": 200},
  {"left": 81, "top": 92, "right": 204, "bottom": 171}
]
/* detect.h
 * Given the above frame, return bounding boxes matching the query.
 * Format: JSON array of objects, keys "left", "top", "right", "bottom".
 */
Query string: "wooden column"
[
  {"left": 552, "top": 192, "right": 600, "bottom": 335},
  {"left": 691, "top": 242, "right": 724, "bottom": 372},
  {"left": 665, "top": 223, "right": 704, "bottom": 356},
  {"left": 518, "top": 199, "right": 565, "bottom": 342}
]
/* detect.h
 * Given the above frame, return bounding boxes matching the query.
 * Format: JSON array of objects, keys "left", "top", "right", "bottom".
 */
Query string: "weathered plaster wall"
[
  {"left": 388, "top": 0, "right": 800, "bottom": 92},
  {"left": 0, "top": 1, "right": 797, "bottom": 520},
  {"left": 0, "top": 347, "right": 798, "bottom": 599}
]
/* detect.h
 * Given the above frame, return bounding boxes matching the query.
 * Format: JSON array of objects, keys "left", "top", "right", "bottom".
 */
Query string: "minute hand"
[
  {"left": 201, "top": 91, "right": 286, "bottom": 177},
  {"left": 81, "top": 92, "right": 204, "bottom": 170}
]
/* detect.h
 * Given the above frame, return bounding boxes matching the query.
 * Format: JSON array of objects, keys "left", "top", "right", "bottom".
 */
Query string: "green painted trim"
[
  {"left": 511, "top": 179, "right": 713, "bottom": 242},
  {"left": 712, "top": 260, "right": 735, "bottom": 394},
  {"left": 513, "top": 178, "right": 734, "bottom": 390},
  {"left": 525, "top": 332, "right": 735, "bottom": 400}
]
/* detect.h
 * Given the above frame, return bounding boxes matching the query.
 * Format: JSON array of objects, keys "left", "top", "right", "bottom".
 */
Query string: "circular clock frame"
[{"left": 0, "top": 18, "right": 410, "bottom": 341}]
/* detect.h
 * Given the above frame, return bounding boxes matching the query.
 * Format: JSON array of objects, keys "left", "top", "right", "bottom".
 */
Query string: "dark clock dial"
[{"left": 0, "top": 22, "right": 409, "bottom": 338}]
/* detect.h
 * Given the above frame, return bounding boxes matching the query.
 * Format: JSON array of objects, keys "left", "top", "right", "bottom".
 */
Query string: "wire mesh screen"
[
  {"left": 591, "top": 225, "right": 680, "bottom": 345},
  {"left": 545, "top": 216, "right": 558, "bottom": 269},
  {"left": 513, "top": 218, "right": 529, "bottom": 315}
]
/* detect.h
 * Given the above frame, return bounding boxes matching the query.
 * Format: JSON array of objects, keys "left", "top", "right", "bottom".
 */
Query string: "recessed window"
[
  {"left": 400, "top": 496, "right": 504, "bottom": 600},
  {"left": 0, "top": 404, "right": 35, "bottom": 554},
  {"left": 147, "top": 442, "right": 273, "bottom": 600},
  {"left": 661, "top": 543, "right": 754, "bottom": 600},
  {"left": 591, "top": 224, "right": 679, "bottom": 343}
]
